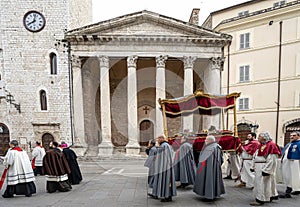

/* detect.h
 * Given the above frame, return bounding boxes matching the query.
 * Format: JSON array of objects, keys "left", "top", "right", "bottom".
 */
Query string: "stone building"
[
  {"left": 66, "top": 10, "right": 231, "bottom": 156},
  {"left": 0, "top": 1, "right": 230, "bottom": 156},
  {"left": 0, "top": 0, "right": 92, "bottom": 155},
  {"left": 202, "top": 0, "right": 300, "bottom": 146}
]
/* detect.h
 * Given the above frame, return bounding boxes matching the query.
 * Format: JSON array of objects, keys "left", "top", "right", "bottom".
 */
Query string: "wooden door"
[
  {"left": 139, "top": 120, "right": 154, "bottom": 146},
  {"left": 42, "top": 133, "right": 54, "bottom": 152},
  {"left": 0, "top": 123, "right": 10, "bottom": 156}
]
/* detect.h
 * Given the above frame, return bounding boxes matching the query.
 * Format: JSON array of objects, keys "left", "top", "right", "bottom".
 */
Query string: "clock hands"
[{"left": 28, "top": 14, "right": 37, "bottom": 25}]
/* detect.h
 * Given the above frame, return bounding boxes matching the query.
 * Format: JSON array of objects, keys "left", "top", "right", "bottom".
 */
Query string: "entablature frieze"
[{"left": 67, "top": 35, "right": 230, "bottom": 47}]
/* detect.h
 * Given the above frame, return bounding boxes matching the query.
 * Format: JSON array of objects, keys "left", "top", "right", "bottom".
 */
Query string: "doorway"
[
  {"left": 139, "top": 120, "right": 154, "bottom": 146},
  {"left": 0, "top": 123, "right": 10, "bottom": 156}
]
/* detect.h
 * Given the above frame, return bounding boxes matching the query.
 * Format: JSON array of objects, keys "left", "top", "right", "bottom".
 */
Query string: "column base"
[
  {"left": 71, "top": 145, "right": 87, "bottom": 157},
  {"left": 98, "top": 142, "right": 114, "bottom": 157},
  {"left": 125, "top": 143, "right": 140, "bottom": 155}
]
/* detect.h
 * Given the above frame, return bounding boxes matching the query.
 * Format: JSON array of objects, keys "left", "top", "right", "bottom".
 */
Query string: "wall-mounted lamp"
[{"left": 5, "top": 92, "right": 21, "bottom": 113}]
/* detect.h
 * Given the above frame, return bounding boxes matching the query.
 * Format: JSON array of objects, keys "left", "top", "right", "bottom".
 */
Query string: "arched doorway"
[
  {"left": 139, "top": 120, "right": 154, "bottom": 147},
  {"left": 284, "top": 119, "right": 300, "bottom": 146},
  {"left": 42, "top": 133, "right": 54, "bottom": 151},
  {"left": 237, "top": 123, "right": 251, "bottom": 143},
  {"left": 0, "top": 123, "right": 10, "bottom": 156}
]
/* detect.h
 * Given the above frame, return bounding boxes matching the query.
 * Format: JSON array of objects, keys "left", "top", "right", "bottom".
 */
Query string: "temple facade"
[{"left": 66, "top": 11, "right": 231, "bottom": 155}]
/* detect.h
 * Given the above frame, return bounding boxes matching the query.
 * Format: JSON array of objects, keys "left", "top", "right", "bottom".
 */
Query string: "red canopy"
[{"left": 159, "top": 90, "right": 240, "bottom": 116}]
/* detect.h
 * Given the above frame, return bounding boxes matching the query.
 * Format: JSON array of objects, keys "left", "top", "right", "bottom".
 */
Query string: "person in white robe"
[
  {"left": 2, "top": 140, "right": 36, "bottom": 198},
  {"left": 235, "top": 132, "right": 260, "bottom": 188},
  {"left": 31, "top": 141, "right": 46, "bottom": 176},
  {"left": 250, "top": 132, "right": 281, "bottom": 206},
  {"left": 279, "top": 131, "right": 300, "bottom": 198}
]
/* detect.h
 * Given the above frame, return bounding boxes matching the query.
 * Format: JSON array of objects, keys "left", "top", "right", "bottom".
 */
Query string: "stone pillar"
[
  {"left": 125, "top": 56, "right": 140, "bottom": 155},
  {"left": 71, "top": 55, "right": 87, "bottom": 156},
  {"left": 203, "top": 57, "right": 224, "bottom": 130},
  {"left": 98, "top": 56, "right": 113, "bottom": 156},
  {"left": 183, "top": 56, "right": 197, "bottom": 132},
  {"left": 155, "top": 55, "right": 168, "bottom": 137}
]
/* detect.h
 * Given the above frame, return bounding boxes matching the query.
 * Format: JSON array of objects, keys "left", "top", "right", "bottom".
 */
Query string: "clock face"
[{"left": 23, "top": 11, "right": 46, "bottom": 32}]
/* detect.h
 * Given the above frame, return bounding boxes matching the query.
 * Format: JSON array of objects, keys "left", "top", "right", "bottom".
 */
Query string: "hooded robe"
[
  {"left": 174, "top": 141, "right": 196, "bottom": 185},
  {"left": 193, "top": 142, "right": 225, "bottom": 199},
  {"left": 152, "top": 141, "right": 176, "bottom": 198}
]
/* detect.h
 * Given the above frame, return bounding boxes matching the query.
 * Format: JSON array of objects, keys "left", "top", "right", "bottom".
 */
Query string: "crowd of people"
[
  {"left": 144, "top": 131, "right": 300, "bottom": 206},
  {"left": 0, "top": 140, "right": 82, "bottom": 198}
]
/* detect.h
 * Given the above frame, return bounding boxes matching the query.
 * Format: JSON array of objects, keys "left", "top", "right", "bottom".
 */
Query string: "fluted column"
[
  {"left": 125, "top": 56, "right": 140, "bottom": 155},
  {"left": 203, "top": 57, "right": 224, "bottom": 130},
  {"left": 98, "top": 56, "right": 113, "bottom": 156},
  {"left": 71, "top": 56, "right": 87, "bottom": 156},
  {"left": 155, "top": 55, "right": 168, "bottom": 137},
  {"left": 183, "top": 56, "right": 197, "bottom": 132}
]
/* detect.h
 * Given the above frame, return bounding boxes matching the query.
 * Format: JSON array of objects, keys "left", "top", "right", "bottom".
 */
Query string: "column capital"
[
  {"left": 156, "top": 55, "right": 168, "bottom": 68},
  {"left": 127, "top": 56, "right": 138, "bottom": 68},
  {"left": 98, "top": 56, "right": 109, "bottom": 68},
  {"left": 71, "top": 55, "right": 82, "bottom": 68},
  {"left": 183, "top": 56, "right": 197, "bottom": 69},
  {"left": 209, "top": 57, "right": 225, "bottom": 70}
]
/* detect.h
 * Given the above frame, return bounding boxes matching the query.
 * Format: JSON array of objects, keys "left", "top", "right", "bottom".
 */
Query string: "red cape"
[{"left": 258, "top": 141, "right": 282, "bottom": 156}]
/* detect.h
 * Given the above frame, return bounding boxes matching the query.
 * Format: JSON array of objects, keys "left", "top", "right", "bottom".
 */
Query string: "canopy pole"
[
  {"left": 162, "top": 103, "right": 168, "bottom": 139},
  {"left": 222, "top": 108, "right": 225, "bottom": 130},
  {"left": 233, "top": 97, "right": 238, "bottom": 137}
]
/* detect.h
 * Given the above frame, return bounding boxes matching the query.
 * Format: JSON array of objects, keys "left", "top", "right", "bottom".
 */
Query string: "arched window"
[
  {"left": 50, "top": 53, "right": 57, "bottom": 75},
  {"left": 40, "top": 90, "right": 47, "bottom": 110}
]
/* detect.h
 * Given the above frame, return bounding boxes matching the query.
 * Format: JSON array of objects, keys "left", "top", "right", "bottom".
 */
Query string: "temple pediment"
[{"left": 66, "top": 10, "right": 231, "bottom": 42}]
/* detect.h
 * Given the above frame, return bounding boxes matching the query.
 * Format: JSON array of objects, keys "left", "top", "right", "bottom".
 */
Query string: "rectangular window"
[
  {"left": 239, "top": 65, "right": 250, "bottom": 82},
  {"left": 238, "top": 11, "right": 249, "bottom": 17},
  {"left": 274, "top": 1, "right": 285, "bottom": 7},
  {"left": 239, "top": 98, "right": 249, "bottom": 110},
  {"left": 240, "top": 33, "right": 250, "bottom": 49}
]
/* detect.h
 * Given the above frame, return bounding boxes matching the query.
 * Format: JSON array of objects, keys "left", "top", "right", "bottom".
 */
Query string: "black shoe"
[
  {"left": 2, "top": 194, "right": 14, "bottom": 198},
  {"left": 279, "top": 193, "right": 291, "bottom": 198},
  {"left": 25, "top": 194, "right": 32, "bottom": 197},
  {"left": 291, "top": 191, "right": 300, "bottom": 195},
  {"left": 223, "top": 176, "right": 232, "bottom": 180},
  {"left": 161, "top": 197, "right": 172, "bottom": 202},
  {"left": 270, "top": 196, "right": 278, "bottom": 202},
  {"left": 147, "top": 193, "right": 158, "bottom": 199}
]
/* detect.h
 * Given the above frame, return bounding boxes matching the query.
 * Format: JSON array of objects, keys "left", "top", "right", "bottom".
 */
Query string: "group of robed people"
[
  {"left": 144, "top": 133, "right": 225, "bottom": 202},
  {"left": 0, "top": 139, "right": 82, "bottom": 198},
  {"left": 223, "top": 131, "right": 300, "bottom": 206},
  {"left": 144, "top": 130, "right": 300, "bottom": 206}
]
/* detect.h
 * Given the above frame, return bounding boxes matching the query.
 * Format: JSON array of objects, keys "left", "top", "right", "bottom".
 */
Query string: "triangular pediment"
[{"left": 66, "top": 10, "right": 231, "bottom": 40}]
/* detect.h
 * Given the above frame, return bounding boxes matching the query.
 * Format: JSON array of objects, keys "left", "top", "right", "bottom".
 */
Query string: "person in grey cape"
[
  {"left": 174, "top": 136, "right": 196, "bottom": 188},
  {"left": 151, "top": 134, "right": 176, "bottom": 202},
  {"left": 193, "top": 135, "right": 225, "bottom": 200},
  {"left": 144, "top": 139, "right": 157, "bottom": 196}
]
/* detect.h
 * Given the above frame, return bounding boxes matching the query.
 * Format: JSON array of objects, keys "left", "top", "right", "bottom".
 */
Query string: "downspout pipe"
[
  {"left": 67, "top": 41, "right": 74, "bottom": 146},
  {"left": 275, "top": 21, "right": 283, "bottom": 144}
]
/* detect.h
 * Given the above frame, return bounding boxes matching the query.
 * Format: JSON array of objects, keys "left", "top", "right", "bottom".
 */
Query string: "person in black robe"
[
  {"left": 43, "top": 141, "right": 72, "bottom": 193},
  {"left": 61, "top": 142, "right": 83, "bottom": 185},
  {"left": 193, "top": 135, "right": 225, "bottom": 200}
]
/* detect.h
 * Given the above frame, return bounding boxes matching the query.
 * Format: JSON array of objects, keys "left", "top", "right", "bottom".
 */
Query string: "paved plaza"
[{"left": 0, "top": 157, "right": 300, "bottom": 207}]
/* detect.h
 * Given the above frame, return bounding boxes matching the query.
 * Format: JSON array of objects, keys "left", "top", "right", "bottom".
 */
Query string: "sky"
[{"left": 92, "top": 0, "right": 249, "bottom": 24}]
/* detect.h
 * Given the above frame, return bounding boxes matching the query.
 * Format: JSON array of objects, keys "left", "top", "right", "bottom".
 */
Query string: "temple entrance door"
[
  {"left": 237, "top": 123, "right": 251, "bottom": 143},
  {"left": 139, "top": 120, "right": 154, "bottom": 147},
  {"left": 42, "top": 133, "right": 54, "bottom": 151},
  {"left": 0, "top": 123, "right": 10, "bottom": 156}
]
